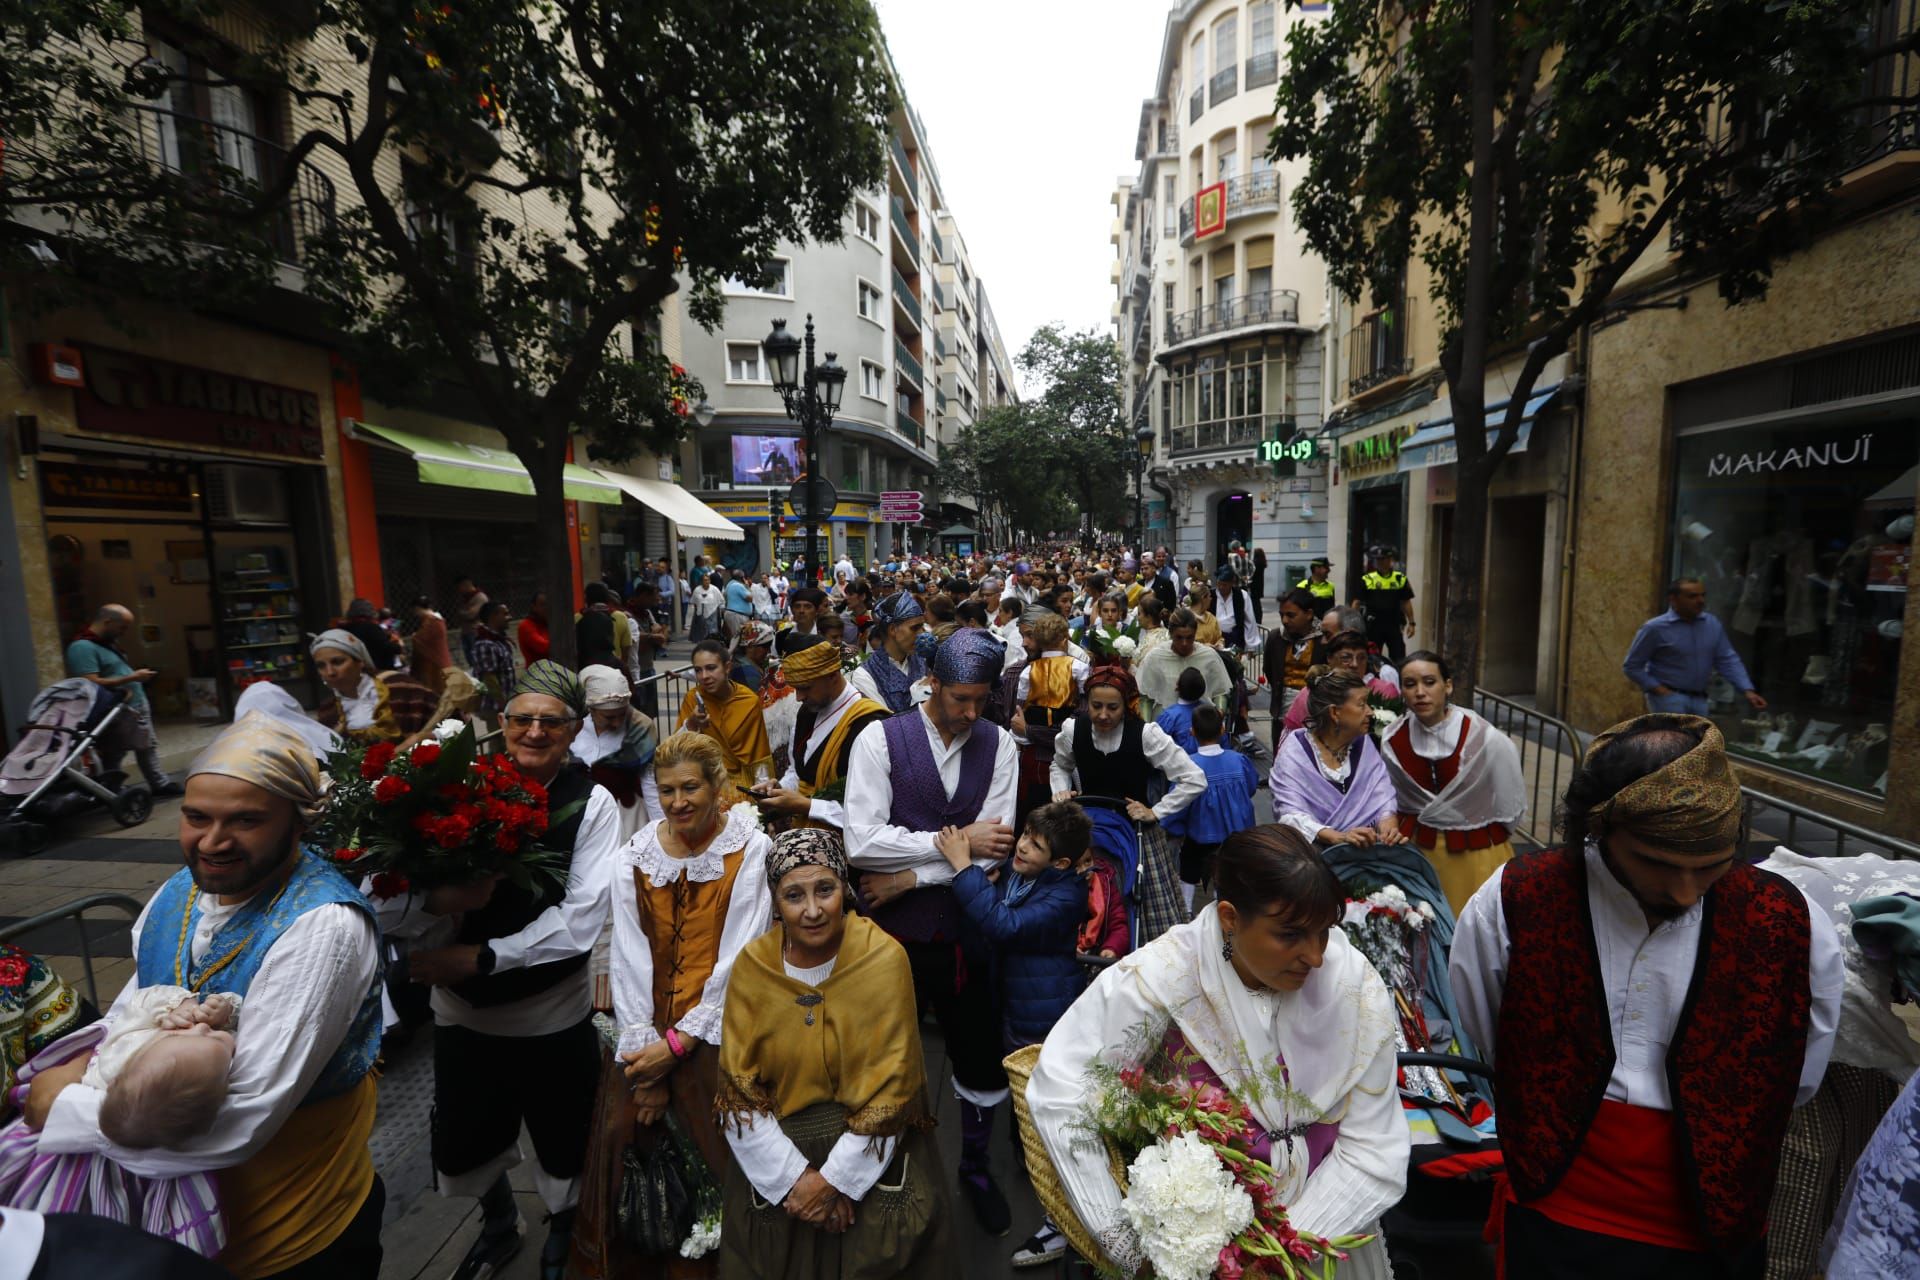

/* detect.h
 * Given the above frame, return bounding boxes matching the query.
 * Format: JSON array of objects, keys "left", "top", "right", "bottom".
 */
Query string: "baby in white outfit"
[{"left": 82, "top": 987, "right": 241, "bottom": 1149}]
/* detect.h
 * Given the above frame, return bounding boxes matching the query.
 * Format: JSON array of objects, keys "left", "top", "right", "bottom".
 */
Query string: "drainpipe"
[{"left": 1552, "top": 338, "right": 1591, "bottom": 721}]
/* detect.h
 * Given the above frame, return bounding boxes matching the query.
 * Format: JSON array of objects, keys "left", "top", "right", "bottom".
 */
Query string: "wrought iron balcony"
[
  {"left": 894, "top": 338, "right": 924, "bottom": 389},
  {"left": 892, "top": 267, "right": 921, "bottom": 332},
  {"left": 1246, "top": 50, "right": 1279, "bottom": 91},
  {"left": 891, "top": 134, "right": 915, "bottom": 193},
  {"left": 1210, "top": 67, "right": 1239, "bottom": 108},
  {"left": 895, "top": 408, "right": 924, "bottom": 447},
  {"left": 1155, "top": 120, "right": 1180, "bottom": 155},
  {"left": 128, "top": 104, "right": 338, "bottom": 264},
  {"left": 1178, "top": 169, "right": 1282, "bottom": 244},
  {"left": 1346, "top": 308, "right": 1414, "bottom": 397},
  {"left": 1131, "top": 309, "right": 1151, "bottom": 358},
  {"left": 890, "top": 198, "right": 920, "bottom": 268},
  {"left": 1165, "top": 290, "right": 1300, "bottom": 346}
]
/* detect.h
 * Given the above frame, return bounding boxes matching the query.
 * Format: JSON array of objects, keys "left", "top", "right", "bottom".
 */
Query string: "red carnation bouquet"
[{"left": 311, "top": 720, "right": 580, "bottom": 899}]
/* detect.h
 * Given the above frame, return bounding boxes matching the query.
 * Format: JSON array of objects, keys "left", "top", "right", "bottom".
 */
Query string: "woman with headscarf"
[
  {"left": 1023, "top": 827, "right": 1406, "bottom": 1279},
  {"left": 580, "top": 732, "right": 770, "bottom": 1279},
  {"left": 308, "top": 629, "right": 440, "bottom": 747},
  {"left": 1270, "top": 671, "right": 1404, "bottom": 853},
  {"left": 1049, "top": 667, "right": 1204, "bottom": 945},
  {"left": 573, "top": 665, "right": 661, "bottom": 847},
  {"left": 847, "top": 592, "right": 928, "bottom": 714},
  {"left": 716, "top": 828, "right": 957, "bottom": 1280}
]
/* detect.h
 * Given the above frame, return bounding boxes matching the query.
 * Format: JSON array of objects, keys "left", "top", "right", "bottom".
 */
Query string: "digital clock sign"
[{"left": 1259, "top": 437, "right": 1319, "bottom": 463}]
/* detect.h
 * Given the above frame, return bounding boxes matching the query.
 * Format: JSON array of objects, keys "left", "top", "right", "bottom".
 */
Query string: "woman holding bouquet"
[
  {"left": 716, "top": 828, "right": 956, "bottom": 1280},
  {"left": 1025, "top": 826, "right": 1408, "bottom": 1278},
  {"left": 587, "top": 731, "right": 771, "bottom": 1277},
  {"left": 1081, "top": 592, "right": 1139, "bottom": 669}
]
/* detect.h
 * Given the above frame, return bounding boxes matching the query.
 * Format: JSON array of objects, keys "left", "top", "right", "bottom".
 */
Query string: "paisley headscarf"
[
  {"left": 871, "top": 591, "right": 926, "bottom": 628},
  {"left": 1084, "top": 665, "right": 1141, "bottom": 718},
  {"left": 516, "top": 659, "right": 586, "bottom": 717},
  {"left": 767, "top": 826, "right": 851, "bottom": 889},
  {"left": 932, "top": 627, "right": 1007, "bottom": 686},
  {"left": 187, "top": 711, "right": 326, "bottom": 826},
  {"left": 779, "top": 638, "right": 845, "bottom": 685},
  {"left": 1587, "top": 713, "right": 1742, "bottom": 854}
]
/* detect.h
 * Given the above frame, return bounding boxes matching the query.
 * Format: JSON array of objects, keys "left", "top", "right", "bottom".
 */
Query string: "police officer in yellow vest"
[
  {"left": 1353, "top": 544, "right": 1416, "bottom": 666},
  {"left": 1295, "top": 556, "right": 1337, "bottom": 602}
]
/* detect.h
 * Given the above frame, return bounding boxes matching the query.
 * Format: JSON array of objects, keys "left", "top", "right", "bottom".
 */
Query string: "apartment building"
[
  {"left": 1317, "top": 2, "right": 1920, "bottom": 837},
  {"left": 671, "top": 65, "right": 1012, "bottom": 574},
  {"left": 0, "top": 1, "right": 732, "bottom": 736},
  {"left": 1115, "top": 0, "right": 1331, "bottom": 582}
]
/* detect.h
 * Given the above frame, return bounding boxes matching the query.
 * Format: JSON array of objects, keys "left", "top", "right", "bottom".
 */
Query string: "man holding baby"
[{"left": 17, "top": 712, "right": 386, "bottom": 1278}]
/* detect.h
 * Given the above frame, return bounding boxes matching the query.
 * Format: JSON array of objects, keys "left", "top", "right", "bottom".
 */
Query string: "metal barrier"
[
  {"left": 1740, "top": 787, "right": 1920, "bottom": 863},
  {"left": 0, "top": 893, "right": 144, "bottom": 1007},
  {"left": 641, "top": 665, "right": 697, "bottom": 735},
  {"left": 1468, "top": 689, "right": 1586, "bottom": 851}
]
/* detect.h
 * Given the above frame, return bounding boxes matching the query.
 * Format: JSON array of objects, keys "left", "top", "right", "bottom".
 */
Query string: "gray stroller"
[{"left": 0, "top": 678, "right": 154, "bottom": 855}]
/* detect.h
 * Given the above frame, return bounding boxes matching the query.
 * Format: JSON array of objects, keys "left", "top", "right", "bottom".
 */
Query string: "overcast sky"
[{"left": 872, "top": 0, "right": 1176, "bottom": 387}]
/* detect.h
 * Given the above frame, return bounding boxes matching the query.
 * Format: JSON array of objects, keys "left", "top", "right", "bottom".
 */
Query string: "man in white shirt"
[
  {"left": 843, "top": 628, "right": 1018, "bottom": 1235},
  {"left": 22, "top": 712, "right": 385, "bottom": 1279},
  {"left": 833, "top": 552, "right": 856, "bottom": 592},
  {"left": 1450, "top": 714, "right": 1842, "bottom": 1279},
  {"left": 848, "top": 591, "right": 930, "bottom": 713},
  {"left": 751, "top": 638, "right": 890, "bottom": 831},
  {"left": 393, "top": 662, "right": 620, "bottom": 1280}
]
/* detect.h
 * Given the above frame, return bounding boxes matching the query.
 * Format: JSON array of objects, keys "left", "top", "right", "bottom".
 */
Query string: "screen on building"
[{"left": 730, "top": 436, "right": 803, "bottom": 485}]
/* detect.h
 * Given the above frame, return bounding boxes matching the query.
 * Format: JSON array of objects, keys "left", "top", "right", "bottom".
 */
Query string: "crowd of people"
[{"left": 6, "top": 540, "right": 1916, "bottom": 1280}]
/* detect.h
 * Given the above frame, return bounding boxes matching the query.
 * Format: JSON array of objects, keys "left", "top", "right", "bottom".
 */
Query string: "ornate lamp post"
[
  {"left": 763, "top": 315, "right": 845, "bottom": 582},
  {"left": 1134, "top": 423, "right": 1156, "bottom": 545}
]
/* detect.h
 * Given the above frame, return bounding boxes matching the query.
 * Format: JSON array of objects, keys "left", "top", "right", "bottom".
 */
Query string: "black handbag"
[{"left": 619, "top": 1107, "right": 723, "bottom": 1259}]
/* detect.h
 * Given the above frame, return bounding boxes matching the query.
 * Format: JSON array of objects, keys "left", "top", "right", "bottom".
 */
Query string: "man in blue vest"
[
  {"left": 23, "top": 712, "right": 385, "bottom": 1279},
  {"left": 844, "top": 628, "right": 1019, "bottom": 1235}
]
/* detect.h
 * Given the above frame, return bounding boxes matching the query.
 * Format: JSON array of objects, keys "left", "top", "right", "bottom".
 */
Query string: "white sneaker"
[{"left": 1011, "top": 1223, "right": 1068, "bottom": 1268}]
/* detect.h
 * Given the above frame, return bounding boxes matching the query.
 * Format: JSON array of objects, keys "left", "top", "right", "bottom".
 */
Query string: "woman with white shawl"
[
  {"left": 1027, "top": 826, "right": 1408, "bottom": 1278},
  {"left": 1134, "top": 607, "right": 1233, "bottom": 720},
  {"left": 1378, "top": 651, "right": 1527, "bottom": 915}
]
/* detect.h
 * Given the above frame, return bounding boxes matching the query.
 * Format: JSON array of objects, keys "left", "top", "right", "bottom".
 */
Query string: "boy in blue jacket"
[
  {"left": 1153, "top": 665, "right": 1207, "bottom": 751},
  {"left": 1163, "top": 703, "right": 1261, "bottom": 912},
  {"left": 940, "top": 801, "right": 1094, "bottom": 1269}
]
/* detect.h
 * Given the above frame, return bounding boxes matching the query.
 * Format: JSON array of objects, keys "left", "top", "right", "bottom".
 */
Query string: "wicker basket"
[{"left": 1003, "top": 1043, "right": 1133, "bottom": 1272}]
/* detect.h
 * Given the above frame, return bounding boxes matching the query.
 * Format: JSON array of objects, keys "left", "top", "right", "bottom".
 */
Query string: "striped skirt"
[{"left": 0, "top": 1025, "right": 226, "bottom": 1258}]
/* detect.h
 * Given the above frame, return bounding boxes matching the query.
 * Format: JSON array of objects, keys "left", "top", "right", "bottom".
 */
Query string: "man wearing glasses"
[{"left": 385, "top": 660, "right": 620, "bottom": 1280}]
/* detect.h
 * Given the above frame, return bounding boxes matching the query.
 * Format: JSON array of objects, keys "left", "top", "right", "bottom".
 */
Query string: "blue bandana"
[
  {"left": 872, "top": 591, "right": 925, "bottom": 627},
  {"left": 932, "top": 628, "right": 1006, "bottom": 686}
]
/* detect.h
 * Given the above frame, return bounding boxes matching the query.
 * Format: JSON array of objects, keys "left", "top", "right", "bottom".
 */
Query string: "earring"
[{"left": 1221, "top": 933, "right": 1235, "bottom": 961}]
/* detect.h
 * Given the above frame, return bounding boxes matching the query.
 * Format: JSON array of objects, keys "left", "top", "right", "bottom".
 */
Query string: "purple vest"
[{"left": 870, "top": 711, "right": 1001, "bottom": 943}]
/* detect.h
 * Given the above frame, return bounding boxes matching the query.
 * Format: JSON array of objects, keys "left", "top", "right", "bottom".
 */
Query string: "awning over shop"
[
  {"left": 591, "top": 469, "right": 746, "bottom": 541},
  {"left": 1397, "top": 384, "right": 1564, "bottom": 473},
  {"left": 350, "top": 420, "right": 621, "bottom": 503},
  {"left": 938, "top": 524, "right": 977, "bottom": 537}
]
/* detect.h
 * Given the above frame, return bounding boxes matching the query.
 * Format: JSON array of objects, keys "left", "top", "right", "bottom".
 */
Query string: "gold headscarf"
[
  {"left": 1588, "top": 713, "right": 1741, "bottom": 854},
  {"left": 186, "top": 711, "right": 326, "bottom": 826},
  {"left": 780, "top": 639, "right": 844, "bottom": 685}
]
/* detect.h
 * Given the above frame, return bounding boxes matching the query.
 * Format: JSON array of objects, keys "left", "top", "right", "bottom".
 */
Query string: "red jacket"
[
  {"left": 517, "top": 616, "right": 550, "bottom": 663},
  {"left": 1077, "top": 853, "right": 1131, "bottom": 958}
]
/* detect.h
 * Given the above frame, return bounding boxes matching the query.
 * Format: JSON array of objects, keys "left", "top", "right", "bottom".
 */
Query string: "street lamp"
[
  {"left": 1134, "top": 423, "right": 1156, "bottom": 545},
  {"left": 765, "top": 315, "right": 844, "bottom": 582}
]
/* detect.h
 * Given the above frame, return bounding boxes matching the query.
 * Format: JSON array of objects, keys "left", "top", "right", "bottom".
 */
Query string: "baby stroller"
[
  {"left": 0, "top": 679, "right": 154, "bottom": 856},
  {"left": 1078, "top": 796, "right": 1188, "bottom": 963},
  {"left": 1323, "top": 844, "right": 1502, "bottom": 1280}
]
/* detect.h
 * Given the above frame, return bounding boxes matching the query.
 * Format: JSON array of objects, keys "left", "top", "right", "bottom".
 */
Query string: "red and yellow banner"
[{"left": 1195, "top": 182, "right": 1227, "bottom": 238}]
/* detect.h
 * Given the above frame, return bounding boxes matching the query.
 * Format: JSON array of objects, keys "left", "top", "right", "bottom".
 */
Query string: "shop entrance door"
[
  {"left": 1346, "top": 479, "right": 1406, "bottom": 600},
  {"left": 1215, "top": 491, "right": 1253, "bottom": 571},
  {"left": 1483, "top": 495, "right": 1547, "bottom": 695}
]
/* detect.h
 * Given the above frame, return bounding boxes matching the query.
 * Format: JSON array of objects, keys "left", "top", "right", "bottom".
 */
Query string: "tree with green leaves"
[
  {"left": 4, "top": 0, "right": 894, "bottom": 662},
  {"left": 1273, "top": 0, "right": 1908, "bottom": 693},
  {"left": 1017, "top": 324, "right": 1131, "bottom": 545}
]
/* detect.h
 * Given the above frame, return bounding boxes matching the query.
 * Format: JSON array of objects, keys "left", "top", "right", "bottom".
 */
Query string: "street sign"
[
  {"left": 879, "top": 490, "right": 923, "bottom": 503},
  {"left": 881, "top": 509, "right": 925, "bottom": 524},
  {"left": 786, "top": 475, "right": 838, "bottom": 520}
]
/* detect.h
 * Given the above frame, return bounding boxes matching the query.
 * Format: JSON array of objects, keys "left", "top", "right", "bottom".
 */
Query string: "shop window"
[{"left": 1669, "top": 413, "right": 1916, "bottom": 795}]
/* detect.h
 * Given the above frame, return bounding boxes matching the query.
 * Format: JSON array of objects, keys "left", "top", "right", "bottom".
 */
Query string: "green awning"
[
  {"left": 350, "top": 420, "right": 621, "bottom": 504},
  {"left": 938, "top": 524, "right": 977, "bottom": 537}
]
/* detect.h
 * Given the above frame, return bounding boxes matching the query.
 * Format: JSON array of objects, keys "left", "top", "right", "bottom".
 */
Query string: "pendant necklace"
[{"left": 785, "top": 943, "right": 825, "bottom": 1025}]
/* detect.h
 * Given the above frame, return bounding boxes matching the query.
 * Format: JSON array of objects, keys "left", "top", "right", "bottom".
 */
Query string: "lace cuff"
[
  {"left": 616, "top": 1023, "right": 660, "bottom": 1057},
  {"left": 676, "top": 1002, "right": 724, "bottom": 1046}
]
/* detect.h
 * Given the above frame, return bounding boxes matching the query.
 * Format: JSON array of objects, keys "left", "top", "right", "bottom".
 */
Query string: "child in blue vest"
[
  {"left": 940, "top": 801, "right": 1095, "bottom": 1270},
  {"left": 1153, "top": 666, "right": 1207, "bottom": 752},
  {"left": 1163, "top": 703, "right": 1261, "bottom": 912}
]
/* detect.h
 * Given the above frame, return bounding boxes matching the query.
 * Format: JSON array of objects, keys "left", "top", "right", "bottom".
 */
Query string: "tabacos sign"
[
  {"left": 1704, "top": 433, "right": 1874, "bottom": 477},
  {"left": 72, "top": 343, "right": 326, "bottom": 459}
]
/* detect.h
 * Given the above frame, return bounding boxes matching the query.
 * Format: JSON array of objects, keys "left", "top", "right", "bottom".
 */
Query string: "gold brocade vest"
[
  {"left": 1025, "top": 655, "right": 1077, "bottom": 728},
  {"left": 636, "top": 850, "right": 747, "bottom": 1033},
  {"left": 1282, "top": 640, "right": 1318, "bottom": 692},
  {"left": 216, "top": 1075, "right": 377, "bottom": 1278}
]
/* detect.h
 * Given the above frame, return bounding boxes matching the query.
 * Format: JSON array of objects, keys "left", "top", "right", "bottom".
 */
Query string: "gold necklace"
[{"left": 172, "top": 874, "right": 297, "bottom": 991}]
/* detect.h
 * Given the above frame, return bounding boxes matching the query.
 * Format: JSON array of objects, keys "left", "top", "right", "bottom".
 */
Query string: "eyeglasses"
[{"left": 501, "top": 714, "right": 580, "bottom": 731}]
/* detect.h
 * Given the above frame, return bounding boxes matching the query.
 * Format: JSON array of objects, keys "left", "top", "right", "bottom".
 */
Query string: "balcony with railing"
[
  {"left": 1131, "top": 308, "right": 1152, "bottom": 358},
  {"left": 891, "top": 134, "right": 915, "bottom": 192},
  {"left": 892, "top": 267, "right": 922, "bottom": 332},
  {"left": 1165, "top": 290, "right": 1301, "bottom": 347},
  {"left": 1210, "top": 67, "right": 1239, "bottom": 109},
  {"left": 128, "top": 104, "right": 338, "bottom": 263},
  {"left": 895, "top": 408, "right": 925, "bottom": 448},
  {"left": 1177, "top": 169, "right": 1282, "bottom": 245},
  {"left": 889, "top": 197, "right": 921, "bottom": 269},
  {"left": 1346, "top": 308, "right": 1414, "bottom": 398},
  {"left": 931, "top": 223, "right": 949, "bottom": 263},
  {"left": 1190, "top": 85, "right": 1206, "bottom": 123},
  {"left": 1155, "top": 120, "right": 1180, "bottom": 156},
  {"left": 894, "top": 338, "right": 924, "bottom": 389},
  {"left": 1169, "top": 413, "right": 1292, "bottom": 459},
  {"left": 1246, "top": 50, "right": 1279, "bottom": 91}
]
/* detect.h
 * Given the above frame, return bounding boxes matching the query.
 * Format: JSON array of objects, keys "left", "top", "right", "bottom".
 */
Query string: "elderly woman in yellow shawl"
[{"left": 716, "top": 827, "right": 956, "bottom": 1280}]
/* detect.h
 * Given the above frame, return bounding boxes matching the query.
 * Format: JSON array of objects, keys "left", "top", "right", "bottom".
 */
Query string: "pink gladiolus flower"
[
  {"left": 1194, "top": 1083, "right": 1232, "bottom": 1113},
  {"left": 1287, "top": 1238, "right": 1317, "bottom": 1261},
  {"left": 1118, "top": 1066, "right": 1145, "bottom": 1090},
  {"left": 1216, "top": 1243, "right": 1246, "bottom": 1279}
]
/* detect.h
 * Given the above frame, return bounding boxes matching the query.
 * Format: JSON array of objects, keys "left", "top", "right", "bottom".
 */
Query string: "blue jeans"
[{"left": 1645, "top": 691, "right": 1710, "bottom": 715}]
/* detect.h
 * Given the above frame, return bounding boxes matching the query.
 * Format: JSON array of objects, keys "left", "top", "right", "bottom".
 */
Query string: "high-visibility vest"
[
  {"left": 1362, "top": 571, "right": 1408, "bottom": 591},
  {"left": 1295, "top": 578, "right": 1336, "bottom": 600}
]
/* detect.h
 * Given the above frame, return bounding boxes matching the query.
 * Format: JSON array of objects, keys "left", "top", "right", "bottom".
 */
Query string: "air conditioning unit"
[{"left": 203, "top": 464, "right": 290, "bottom": 525}]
